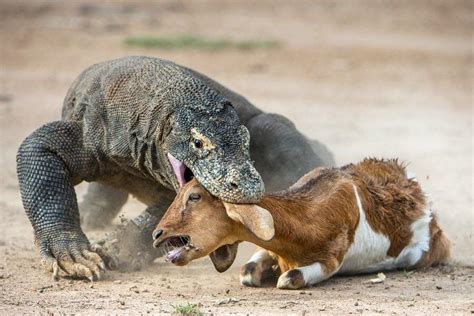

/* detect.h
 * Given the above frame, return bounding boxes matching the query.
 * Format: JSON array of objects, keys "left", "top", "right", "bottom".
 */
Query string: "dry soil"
[{"left": 0, "top": 1, "right": 472, "bottom": 314}]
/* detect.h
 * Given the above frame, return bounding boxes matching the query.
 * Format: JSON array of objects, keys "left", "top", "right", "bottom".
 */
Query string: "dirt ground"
[{"left": 0, "top": 0, "right": 473, "bottom": 314}]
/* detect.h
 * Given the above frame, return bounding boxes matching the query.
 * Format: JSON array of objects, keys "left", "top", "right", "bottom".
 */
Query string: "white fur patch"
[
  {"left": 394, "top": 205, "right": 432, "bottom": 266},
  {"left": 300, "top": 262, "right": 329, "bottom": 285},
  {"left": 339, "top": 185, "right": 392, "bottom": 274},
  {"left": 240, "top": 250, "right": 273, "bottom": 287},
  {"left": 247, "top": 250, "right": 271, "bottom": 264},
  {"left": 277, "top": 262, "right": 335, "bottom": 288},
  {"left": 240, "top": 273, "right": 254, "bottom": 286},
  {"left": 338, "top": 185, "right": 432, "bottom": 274}
]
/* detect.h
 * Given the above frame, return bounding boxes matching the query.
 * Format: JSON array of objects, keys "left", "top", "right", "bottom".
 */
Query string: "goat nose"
[{"left": 153, "top": 229, "right": 163, "bottom": 240}]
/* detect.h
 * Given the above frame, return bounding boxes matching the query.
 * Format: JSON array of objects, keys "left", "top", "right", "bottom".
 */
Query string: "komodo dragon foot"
[{"left": 37, "top": 229, "right": 119, "bottom": 281}]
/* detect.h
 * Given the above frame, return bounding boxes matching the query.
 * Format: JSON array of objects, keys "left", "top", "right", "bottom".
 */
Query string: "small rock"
[
  {"left": 113, "top": 280, "right": 122, "bottom": 284},
  {"left": 0, "top": 273, "right": 10, "bottom": 279},
  {"left": 436, "top": 285, "right": 442, "bottom": 290},
  {"left": 36, "top": 285, "right": 53, "bottom": 293},
  {"left": 354, "top": 302, "right": 359, "bottom": 306},
  {"left": 365, "top": 272, "right": 386, "bottom": 284},
  {"left": 216, "top": 297, "right": 242, "bottom": 305}
]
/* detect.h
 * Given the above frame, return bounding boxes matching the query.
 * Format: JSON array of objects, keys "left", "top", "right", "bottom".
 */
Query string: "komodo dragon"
[{"left": 17, "top": 56, "right": 334, "bottom": 281}]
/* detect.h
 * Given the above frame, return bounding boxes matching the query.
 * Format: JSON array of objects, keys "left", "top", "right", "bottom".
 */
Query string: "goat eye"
[
  {"left": 188, "top": 193, "right": 201, "bottom": 202},
  {"left": 193, "top": 139, "right": 203, "bottom": 149}
]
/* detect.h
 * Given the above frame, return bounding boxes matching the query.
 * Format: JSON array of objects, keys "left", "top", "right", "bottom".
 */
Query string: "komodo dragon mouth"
[{"left": 167, "top": 153, "right": 194, "bottom": 188}]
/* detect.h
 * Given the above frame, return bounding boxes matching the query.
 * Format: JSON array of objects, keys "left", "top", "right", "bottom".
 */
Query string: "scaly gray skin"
[{"left": 17, "top": 56, "right": 334, "bottom": 279}]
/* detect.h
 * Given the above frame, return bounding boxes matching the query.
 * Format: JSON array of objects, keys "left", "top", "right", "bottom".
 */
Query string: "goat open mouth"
[
  {"left": 155, "top": 235, "right": 193, "bottom": 264},
  {"left": 167, "top": 153, "right": 194, "bottom": 188}
]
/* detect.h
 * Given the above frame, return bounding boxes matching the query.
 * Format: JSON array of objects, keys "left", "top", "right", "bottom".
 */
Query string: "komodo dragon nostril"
[
  {"left": 153, "top": 229, "right": 163, "bottom": 240},
  {"left": 230, "top": 182, "right": 238, "bottom": 190}
]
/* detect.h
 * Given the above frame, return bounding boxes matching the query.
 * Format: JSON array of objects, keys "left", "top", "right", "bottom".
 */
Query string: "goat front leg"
[
  {"left": 277, "top": 260, "right": 341, "bottom": 290},
  {"left": 240, "top": 249, "right": 277, "bottom": 287}
]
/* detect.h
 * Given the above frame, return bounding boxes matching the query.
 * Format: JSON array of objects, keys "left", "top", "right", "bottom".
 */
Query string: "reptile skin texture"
[{"left": 17, "top": 56, "right": 335, "bottom": 279}]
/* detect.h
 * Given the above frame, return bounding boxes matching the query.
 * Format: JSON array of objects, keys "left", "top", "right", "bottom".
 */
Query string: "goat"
[{"left": 153, "top": 158, "right": 450, "bottom": 289}]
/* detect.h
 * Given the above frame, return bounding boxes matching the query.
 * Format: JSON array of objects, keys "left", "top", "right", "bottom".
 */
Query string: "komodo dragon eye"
[{"left": 193, "top": 139, "right": 203, "bottom": 149}]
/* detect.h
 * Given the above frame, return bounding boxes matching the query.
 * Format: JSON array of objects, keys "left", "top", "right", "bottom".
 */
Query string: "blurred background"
[{"left": 0, "top": 0, "right": 472, "bottom": 311}]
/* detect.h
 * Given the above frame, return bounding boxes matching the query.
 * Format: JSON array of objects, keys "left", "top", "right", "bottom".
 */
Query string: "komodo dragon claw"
[{"left": 39, "top": 231, "right": 118, "bottom": 281}]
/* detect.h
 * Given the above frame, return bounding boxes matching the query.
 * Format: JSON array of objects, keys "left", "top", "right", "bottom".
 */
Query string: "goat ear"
[
  {"left": 209, "top": 242, "right": 239, "bottom": 273},
  {"left": 223, "top": 202, "right": 275, "bottom": 241}
]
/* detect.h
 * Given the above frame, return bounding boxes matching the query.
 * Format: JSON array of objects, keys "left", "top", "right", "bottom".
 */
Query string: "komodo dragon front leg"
[{"left": 17, "top": 121, "right": 117, "bottom": 280}]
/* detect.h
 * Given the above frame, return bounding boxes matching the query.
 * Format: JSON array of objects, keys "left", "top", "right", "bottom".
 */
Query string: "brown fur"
[
  {"left": 154, "top": 158, "right": 450, "bottom": 288},
  {"left": 415, "top": 215, "right": 451, "bottom": 268},
  {"left": 254, "top": 178, "right": 359, "bottom": 271},
  {"left": 344, "top": 159, "right": 427, "bottom": 256}
]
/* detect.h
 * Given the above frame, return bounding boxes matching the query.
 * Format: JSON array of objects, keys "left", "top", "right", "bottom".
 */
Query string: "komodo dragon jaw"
[
  {"left": 165, "top": 141, "right": 265, "bottom": 204},
  {"left": 191, "top": 157, "right": 264, "bottom": 204},
  {"left": 163, "top": 106, "right": 264, "bottom": 203},
  {"left": 167, "top": 151, "right": 264, "bottom": 203}
]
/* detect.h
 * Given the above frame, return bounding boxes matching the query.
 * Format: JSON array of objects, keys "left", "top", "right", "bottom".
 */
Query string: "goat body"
[{"left": 154, "top": 158, "right": 450, "bottom": 289}]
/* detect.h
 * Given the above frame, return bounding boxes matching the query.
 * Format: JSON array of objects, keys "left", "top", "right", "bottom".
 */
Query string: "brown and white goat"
[{"left": 153, "top": 158, "right": 450, "bottom": 289}]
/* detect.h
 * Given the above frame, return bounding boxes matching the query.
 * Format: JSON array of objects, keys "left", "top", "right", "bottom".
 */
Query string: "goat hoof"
[
  {"left": 277, "top": 269, "right": 305, "bottom": 289},
  {"left": 240, "top": 262, "right": 262, "bottom": 287}
]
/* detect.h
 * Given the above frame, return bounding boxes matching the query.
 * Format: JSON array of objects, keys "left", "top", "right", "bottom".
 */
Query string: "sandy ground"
[{"left": 0, "top": 0, "right": 473, "bottom": 314}]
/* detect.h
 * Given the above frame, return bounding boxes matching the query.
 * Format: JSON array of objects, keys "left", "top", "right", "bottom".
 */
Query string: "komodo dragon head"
[{"left": 162, "top": 92, "right": 264, "bottom": 204}]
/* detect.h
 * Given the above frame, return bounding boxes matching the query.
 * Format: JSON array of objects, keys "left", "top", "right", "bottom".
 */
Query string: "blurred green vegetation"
[
  {"left": 171, "top": 302, "right": 203, "bottom": 316},
  {"left": 124, "top": 35, "right": 280, "bottom": 51}
]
